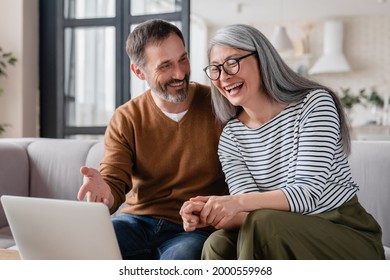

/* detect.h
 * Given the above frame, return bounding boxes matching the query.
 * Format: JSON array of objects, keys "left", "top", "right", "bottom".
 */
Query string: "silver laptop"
[{"left": 1, "top": 195, "right": 122, "bottom": 260}]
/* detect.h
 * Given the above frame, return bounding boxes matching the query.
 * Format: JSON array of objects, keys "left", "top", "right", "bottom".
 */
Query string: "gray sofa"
[{"left": 0, "top": 137, "right": 389, "bottom": 259}]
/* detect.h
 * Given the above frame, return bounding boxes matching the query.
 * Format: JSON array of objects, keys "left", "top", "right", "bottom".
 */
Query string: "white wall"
[
  {"left": 190, "top": 15, "right": 209, "bottom": 86},
  {"left": 293, "top": 15, "right": 390, "bottom": 126},
  {"left": 0, "top": 0, "right": 39, "bottom": 138}
]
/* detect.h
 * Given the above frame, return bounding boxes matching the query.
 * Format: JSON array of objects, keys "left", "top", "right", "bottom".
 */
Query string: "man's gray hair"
[{"left": 126, "top": 19, "right": 185, "bottom": 68}]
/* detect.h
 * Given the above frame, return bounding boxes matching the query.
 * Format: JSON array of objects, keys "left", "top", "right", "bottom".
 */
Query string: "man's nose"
[{"left": 172, "top": 63, "right": 187, "bottom": 80}]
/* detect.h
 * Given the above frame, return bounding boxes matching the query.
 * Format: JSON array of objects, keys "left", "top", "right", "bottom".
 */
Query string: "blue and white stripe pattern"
[{"left": 218, "top": 89, "right": 358, "bottom": 214}]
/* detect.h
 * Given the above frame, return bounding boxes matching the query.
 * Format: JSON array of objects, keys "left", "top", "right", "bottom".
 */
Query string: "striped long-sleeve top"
[{"left": 218, "top": 89, "right": 358, "bottom": 214}]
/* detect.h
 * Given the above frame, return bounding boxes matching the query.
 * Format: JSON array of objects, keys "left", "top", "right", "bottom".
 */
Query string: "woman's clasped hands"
[{"left": 180, "top": 195, "right": 244, "bottom": 232}]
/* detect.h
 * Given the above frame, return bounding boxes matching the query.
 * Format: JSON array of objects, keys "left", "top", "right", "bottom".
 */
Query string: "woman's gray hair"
[{"left": 207, "top": 24, "right": 351, "bottom": 155}]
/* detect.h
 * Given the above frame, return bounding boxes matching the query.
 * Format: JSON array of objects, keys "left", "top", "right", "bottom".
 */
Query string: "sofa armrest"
[{"left": 0, "top": 142, "right": 29, "bottom": 229}]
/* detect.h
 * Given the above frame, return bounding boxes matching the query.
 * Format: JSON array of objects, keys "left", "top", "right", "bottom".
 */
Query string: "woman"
[{"left": 180, "top": 24, "right": 385, "bottom": 259}]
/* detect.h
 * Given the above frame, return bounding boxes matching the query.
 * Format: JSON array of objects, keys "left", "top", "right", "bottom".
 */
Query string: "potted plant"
[
  {"left": 0, "top": 47, "right": 17, "bottom": 136},
  {"left": 359, "top": 87, "right": 385, "bottom": 108},
  {"left": 338, "top": 87, "right": 390, "bottom": 126},
  {"left": 339, "top": 87, "right": 362, "bottom": 110}
]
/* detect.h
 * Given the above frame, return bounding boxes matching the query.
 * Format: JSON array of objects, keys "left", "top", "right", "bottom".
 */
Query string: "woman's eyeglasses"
[{"left": 203, "top": 52, "right": 257, "bottom": 81}]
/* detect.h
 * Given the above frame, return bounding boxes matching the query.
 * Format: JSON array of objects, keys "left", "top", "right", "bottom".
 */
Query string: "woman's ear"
[{"left": 130, "top": 64, "right": 145, "bottom": 80}]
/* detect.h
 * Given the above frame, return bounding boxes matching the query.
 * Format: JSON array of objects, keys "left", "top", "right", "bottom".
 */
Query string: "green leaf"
[
  {"left": 0, "top": 47, "right": 17, "bottom": 80},
  {"left": 338, "top": 87, "right": 360, "bottom": 109},
  {"left": 0, "top": 125, "right": 5, "bottom": 136}
]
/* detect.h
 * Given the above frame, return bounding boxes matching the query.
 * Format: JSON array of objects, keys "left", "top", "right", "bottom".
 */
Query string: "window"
[{"left": 39, "top": 0, "right": 190, "bottom": 138}]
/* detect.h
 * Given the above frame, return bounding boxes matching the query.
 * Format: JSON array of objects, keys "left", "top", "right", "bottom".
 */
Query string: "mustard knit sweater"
[{"left": 100, "top": 82, "right": 228, "bottom": 225}]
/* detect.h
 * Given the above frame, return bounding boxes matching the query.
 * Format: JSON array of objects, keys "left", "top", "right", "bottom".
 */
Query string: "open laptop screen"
[{"left": 1, "top": 195, "right": 122, "bottom": 260}]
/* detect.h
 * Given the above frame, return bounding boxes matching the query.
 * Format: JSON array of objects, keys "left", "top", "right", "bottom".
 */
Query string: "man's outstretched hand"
[{"left": 78, "top": 166, "right": 113, "bottom": 208}]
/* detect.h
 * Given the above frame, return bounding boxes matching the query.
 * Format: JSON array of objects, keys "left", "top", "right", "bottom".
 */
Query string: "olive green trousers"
[{"left": 201, "top": 196, "right": 385, "bottom": 260}]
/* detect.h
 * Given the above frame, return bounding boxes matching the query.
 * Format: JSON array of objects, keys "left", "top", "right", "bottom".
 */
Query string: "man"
[{"left": 77, "top": 19, "right": 228, "bottom": 260}]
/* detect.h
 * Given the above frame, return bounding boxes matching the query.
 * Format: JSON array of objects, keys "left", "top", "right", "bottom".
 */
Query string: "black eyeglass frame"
[{"left": 203, "top": 52, "right": 257, "bottom": 81}]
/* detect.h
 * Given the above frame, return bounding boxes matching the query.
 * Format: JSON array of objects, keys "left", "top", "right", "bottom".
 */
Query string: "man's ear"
[{"left": 130, "top": 64, "right": 145, "bottom": 80}]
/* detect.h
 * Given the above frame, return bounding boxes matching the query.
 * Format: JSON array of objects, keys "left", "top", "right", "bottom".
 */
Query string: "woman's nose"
[{"left": 219, "top": 68, "right": 231, "bottom": 81}]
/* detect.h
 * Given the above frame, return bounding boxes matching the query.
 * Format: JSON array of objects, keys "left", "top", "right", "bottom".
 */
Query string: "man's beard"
[{"left": 151, "top": 74, "right": 190, "bottom": 103}]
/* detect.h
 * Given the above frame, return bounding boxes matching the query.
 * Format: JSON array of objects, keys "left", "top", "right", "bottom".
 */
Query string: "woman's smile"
[{"left": 224, "top": 82, "right": 243, "bottom": 96}]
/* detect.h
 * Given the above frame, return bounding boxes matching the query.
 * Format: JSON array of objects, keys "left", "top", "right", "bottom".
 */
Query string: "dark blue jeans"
[{"left": 112, "top": 213, "right": 210, "bottom": 260}]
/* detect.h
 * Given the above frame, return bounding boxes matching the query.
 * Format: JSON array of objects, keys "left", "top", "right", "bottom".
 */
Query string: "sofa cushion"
[
  {"left": 28, "top": 139, "right": 99, "bottom": 200},
  {"left": 349, "top": 141, "right": 390, "bottom": 250},
  {"left": 85, "top": 142, "right": 104, "bottom": 169}
]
